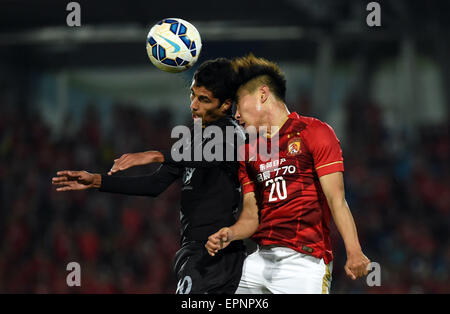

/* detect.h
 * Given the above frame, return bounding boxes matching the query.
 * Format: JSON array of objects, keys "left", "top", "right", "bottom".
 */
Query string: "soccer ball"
[{"left": 146, "top": 18, "right": 202, "bottom": 73}]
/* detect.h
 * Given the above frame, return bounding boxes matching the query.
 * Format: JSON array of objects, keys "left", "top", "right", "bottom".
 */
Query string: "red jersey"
[{"left": 238, "top": 112, "right": 344, "bottom": 264}]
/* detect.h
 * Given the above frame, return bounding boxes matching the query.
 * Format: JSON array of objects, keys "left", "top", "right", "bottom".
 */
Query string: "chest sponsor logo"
[{"left": 259, "top": 158, "right": 287, "bottom": 172}]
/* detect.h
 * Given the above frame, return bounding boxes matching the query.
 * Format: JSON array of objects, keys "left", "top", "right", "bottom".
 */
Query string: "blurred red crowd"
[{"left": 0, "top": 95, "right": 448, "bottom": 293}]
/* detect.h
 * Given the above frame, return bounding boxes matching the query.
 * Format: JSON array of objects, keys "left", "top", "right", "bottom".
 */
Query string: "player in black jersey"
[{"left": 52, "top": 58, "right": 248, "bottom": 294}]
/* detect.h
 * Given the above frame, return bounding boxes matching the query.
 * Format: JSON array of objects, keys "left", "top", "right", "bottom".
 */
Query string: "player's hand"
[
  {"left": 205, "top": 227, "right": 233, "bottom": 256},
  {"left": 52, "top": 170, "right": 100, "bottom": 191},
  {"left": 108, "top": 151, "right": 164, "bottom": 175},
  {"left": 344, "top": 250, "right": 371, "bottom": 280}
]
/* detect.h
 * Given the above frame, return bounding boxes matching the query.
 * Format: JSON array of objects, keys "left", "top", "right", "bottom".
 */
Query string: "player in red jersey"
[{"left": 205, "top": 55, "right": 370, "bottom": 293}]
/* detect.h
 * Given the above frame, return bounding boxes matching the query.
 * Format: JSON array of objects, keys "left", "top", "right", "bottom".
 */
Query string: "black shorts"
[{"left": 173, "top": 240, "right": 246, "bottom": 294}]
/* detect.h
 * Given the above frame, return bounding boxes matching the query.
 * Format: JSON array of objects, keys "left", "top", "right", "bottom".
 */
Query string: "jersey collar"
[{"left": 265, "top": 112, "right": 297, "bottom": 138}]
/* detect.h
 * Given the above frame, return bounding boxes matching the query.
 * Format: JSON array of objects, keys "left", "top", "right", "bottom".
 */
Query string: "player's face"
[
  {"left": 234, "top": 87, "right": 265, "bottom": 131},
  {"left": 190, "top": 82, "right": 224, "bottom": 124}
]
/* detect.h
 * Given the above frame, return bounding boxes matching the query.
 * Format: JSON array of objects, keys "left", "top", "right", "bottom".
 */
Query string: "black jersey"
[
  {"left": 99, "top": 115, "right": 247, "bottom": 293},
  {"left": 99, "top": 115, "right": 246, "bottom": 246}
]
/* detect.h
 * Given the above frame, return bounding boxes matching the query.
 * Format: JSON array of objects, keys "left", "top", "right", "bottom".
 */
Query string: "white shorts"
[{"left": 236, "top": 245, "right": 332, "bottom": 294}]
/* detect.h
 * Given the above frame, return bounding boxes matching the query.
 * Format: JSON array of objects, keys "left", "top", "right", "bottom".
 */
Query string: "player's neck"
[{"left": 262, "top": 102, "right": 290, "bottom": 137}]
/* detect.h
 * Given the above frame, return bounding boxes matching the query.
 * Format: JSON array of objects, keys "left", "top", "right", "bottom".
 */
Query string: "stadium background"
[{"left": 0, "top": 0, "right": 448, "bottom": 293}]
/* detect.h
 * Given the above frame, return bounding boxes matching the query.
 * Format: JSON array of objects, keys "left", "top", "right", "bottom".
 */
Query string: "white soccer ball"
[{"left": 146, "top": 18, "right": 202, "bottom": 73}]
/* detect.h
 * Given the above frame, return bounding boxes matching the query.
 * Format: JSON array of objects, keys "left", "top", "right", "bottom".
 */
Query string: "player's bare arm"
[
  {"left": 108, "top": 151, "right": 164, "bottom": 175},
  {"left": 319, "top": 171, "right": 371, "bottom": 280},
  {"left": 205, "top": 192, "right": 259, "bottom": 256},
  {"left": 52, "top": 170, "right": 102, "bottom": 191}
]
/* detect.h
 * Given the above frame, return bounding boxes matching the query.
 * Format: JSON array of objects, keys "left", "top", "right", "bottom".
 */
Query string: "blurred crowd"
[
  {"left": 0, "top": 97, "right": 181, "bottom": 293},
  {"left": 0, "top": 90, "right": 449, "bottom": 293},
  {"left": 328, "top": 95, "right": 450, "bottom": 293}
]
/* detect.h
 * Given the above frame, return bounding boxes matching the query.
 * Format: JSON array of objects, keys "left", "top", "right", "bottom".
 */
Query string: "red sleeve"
[
  {"left": 306, "top": 120, "right": 344, "bottom": 177},
  {"left": 238, "top": 161, "right": 255, "bottom": 194}
]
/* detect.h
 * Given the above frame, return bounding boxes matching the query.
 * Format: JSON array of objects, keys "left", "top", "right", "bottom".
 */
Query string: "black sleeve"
[{"left": 98, "top": 163, "right": 182, "bottom": 197}]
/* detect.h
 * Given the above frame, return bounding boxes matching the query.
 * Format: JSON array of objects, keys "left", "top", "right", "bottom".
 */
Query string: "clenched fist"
[
  {"left": 344, "top": 250, "right": 371, "bottom": 280},
  {"left": 205, "top": 227, "right": 234, "bottom": 256}
]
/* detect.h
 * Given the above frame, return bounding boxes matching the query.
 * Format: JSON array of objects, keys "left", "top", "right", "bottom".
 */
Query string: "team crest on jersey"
[{"left": 287, "top": 136, "right": 302, "bottom": 156}]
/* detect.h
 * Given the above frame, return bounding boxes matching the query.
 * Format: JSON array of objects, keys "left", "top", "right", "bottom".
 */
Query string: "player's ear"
[
  {"left": 260, "top": 85, "right": 270, "bottom": 103},
  {"left": 220, "top": 99, "right": 232, "bottom": 113}
]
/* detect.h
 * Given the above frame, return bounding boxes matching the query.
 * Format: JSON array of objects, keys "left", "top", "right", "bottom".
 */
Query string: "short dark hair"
[
  {"left": 232, "top": 54, "right": 287, "bottom": 102},
  {"left": 193, "top": 58, "right": 237, "bottom": 113}
]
